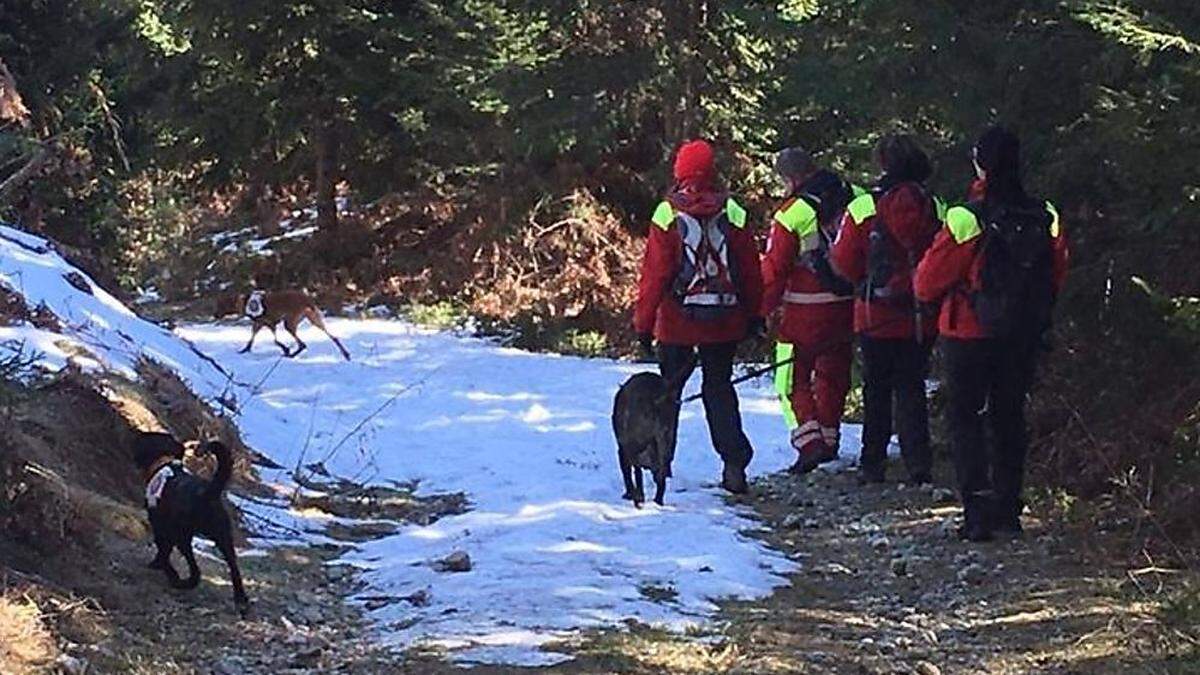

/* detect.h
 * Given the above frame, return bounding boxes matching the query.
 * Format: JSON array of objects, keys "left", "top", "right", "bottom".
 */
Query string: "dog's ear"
[{"left": 131, "top": 431, "right": 185, "bottom": 469}]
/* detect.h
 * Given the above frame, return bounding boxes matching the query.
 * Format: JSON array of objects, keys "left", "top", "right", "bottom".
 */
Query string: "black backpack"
[
  {"left": 969, "top": 201, "right": 1055, "bottom": 341},
  {"left": 797, "top": 173, "right": 855, "bottom": 296},
  {"left": 859, "top": 187, "right": 935, "bottom": 305},
  {"left": 671, "top": 210, "right": 740, "bottom": 321}
]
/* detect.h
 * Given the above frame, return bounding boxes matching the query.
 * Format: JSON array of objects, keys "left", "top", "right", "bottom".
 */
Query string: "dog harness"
[
  {"left": 244, "top": 290, "right": 265, "bottom": 318},
  {"left": 144, "top": 458, "right": 182, "bottom": 509}
]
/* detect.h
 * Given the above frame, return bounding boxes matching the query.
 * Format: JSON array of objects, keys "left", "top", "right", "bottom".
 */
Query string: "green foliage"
[
  {"left": 406, "top": 301, "right": 470, "bottom": 332},
  {"left": 556, "top": 329, "right": 608, "bottom": 358},
  {"left": 2, "top": 0, "right": 1199, "bottom": 547},
  {"left": 1132, "top": 277, "right": 1200, "bottom": 346}
]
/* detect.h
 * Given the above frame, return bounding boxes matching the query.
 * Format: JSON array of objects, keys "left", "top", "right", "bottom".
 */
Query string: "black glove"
[
  {"left": 746, "top": 316, "right": 768, "bottom": 340},
  {"left": 637, "top": 332, "right": 655, "bottom": 359}
]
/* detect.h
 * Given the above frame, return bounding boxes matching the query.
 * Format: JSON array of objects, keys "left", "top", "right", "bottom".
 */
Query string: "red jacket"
[
  {"left": 760, "top": 196, "right": 853, "bottom": 348},
  {"left": 829, "top": 183, "right": 941, "bottom": 340},
  {"left": 634, "top": 193, "right": 764, "bottom": 345},
  {"left": 914, "top": 198, "right": 1069, "bottom": 339}
]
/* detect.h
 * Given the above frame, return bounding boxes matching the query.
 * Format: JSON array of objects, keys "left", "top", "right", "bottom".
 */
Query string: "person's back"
[
  {"left": 761, "top": 147, "right": 857, "bottom": 473},
  {"left": 633, "top": 139, "right": 764, "bottom": 494},
  {"left": 914, "top": 126, "right": 1068, "bottom": 542},
  {"left": 830, "top": 134, "right": 942, "bottom": 485}
]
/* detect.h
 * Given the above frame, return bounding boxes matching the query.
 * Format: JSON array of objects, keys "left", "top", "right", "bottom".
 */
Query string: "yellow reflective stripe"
[
  {"left": 651, "top": 201, "right": 674, "bottom": 230},
  {"left": 934, "top": 196, "right": 948, "bottom": 222},
  {"left": 946, "top": 206, "right": 982, "bottom": 244},
  {"left": 774, "top": 198, "right": 818, "bottom": 237},
  {"left": 1046, "top": 201, "right": 1061, "bottom": 238},
  {"left": 774, "top": 342, "right": 798, "bottom": 430},
  {"left": 846, "top": 193, "right": 876, "bottom": 226},
  {"left": 725, "top": 198, "right": 747, "bottom": 229}
]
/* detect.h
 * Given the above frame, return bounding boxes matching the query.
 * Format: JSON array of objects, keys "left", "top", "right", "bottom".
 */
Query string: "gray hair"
[{"left": 775, "top": 146, "right": 816, "bottom": 180}]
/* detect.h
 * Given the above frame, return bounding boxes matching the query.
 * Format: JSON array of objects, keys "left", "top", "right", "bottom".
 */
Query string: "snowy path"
[
  {"left": 1, "top": 223, "right": 870, "bottom": 666},
  {"left": 178, "top": 321, "right": 866, "bottom": 665}
]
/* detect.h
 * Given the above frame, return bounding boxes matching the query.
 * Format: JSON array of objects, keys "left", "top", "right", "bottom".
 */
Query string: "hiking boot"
[
  {"left": 788, "top": 450, "right": 830, "bottom": 475},
  {"left": 958, "top": 495, "right": 995, "bottom": 542},
  {"left": 990, "top": 498, "right": 1025, "bottom": 537},
  {"left": 788, "top": 437, "right": 836, "bottom": 475},
  {"left": 721, "top": 463, "right": 748, "bottom": 495},
  {"left": 817, "top": 450, "right": 840, "bottom": 465},
  {"left": 957, "top": 521, "right": 995, "bottom": 543},
  {"left": 991, "top": 516, "right": 1024, "bottom": 538},
  {"left": 909, "top": 472, "right": 933, "bottom": 487},
  {"left": 857, "top": 467, "right": 885, "bottom": 486}
]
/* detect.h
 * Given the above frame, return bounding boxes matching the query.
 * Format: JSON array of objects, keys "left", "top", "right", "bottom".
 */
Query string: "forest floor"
[
  {"left": 8, "top": 462, "right": 1196, "bottom": 674},
  {"left": 546, "top": 469, "right": 1200, "bottom": 675}
]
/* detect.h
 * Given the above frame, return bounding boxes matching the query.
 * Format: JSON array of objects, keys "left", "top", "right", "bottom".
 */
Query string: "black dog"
[
  {"left": 132, "top": 431, "right": 249, "bottom": 616},
  {"left": 612, "top": 372, "right": 678, "bottom": 507}
]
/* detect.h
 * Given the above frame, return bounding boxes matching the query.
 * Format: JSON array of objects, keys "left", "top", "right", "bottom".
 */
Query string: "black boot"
[
  {"left": 990, "top": 497, "right": 1025, "bottom": 537},
  {"left": 789, "top": 438, "right": 835, "bottom": 475},
  {"left": 722, "top": 463, "right": 748, "bottom": 495},
  {"left": 909, "top": 472, "right": 933, "bottom": 487},
  {"left": 958, "top": 492, "right": 995, "bottom": 543},
  {"left": 857, "top": 465, "right": 885, "bottom": 485}
]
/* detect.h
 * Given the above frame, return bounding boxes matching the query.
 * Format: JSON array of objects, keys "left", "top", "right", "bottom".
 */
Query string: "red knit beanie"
[{"left": 673, "top": 139, "right": 715, "bottom": 185}]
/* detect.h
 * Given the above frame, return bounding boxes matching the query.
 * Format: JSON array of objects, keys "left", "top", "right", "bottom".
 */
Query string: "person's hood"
[
  {"left": 796, "top": 168, "right": 843, "bottom": 199},
  {"left": 667, "top": 183, "right": 726, "bottom": 218}
]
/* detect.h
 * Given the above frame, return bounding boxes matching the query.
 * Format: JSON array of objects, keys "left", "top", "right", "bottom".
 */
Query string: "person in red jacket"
[
  {"left": 760, "top": 147, "right": 856, "bottom": 474},
  {"left": 829, "top": 135, "right": 942, "bottom": 485},
  {"left": 915, "top": 126, "right": 1069, "bottom": 541},
  {"left": 634, "top": 139, "right": 765, "bottom": 495}
]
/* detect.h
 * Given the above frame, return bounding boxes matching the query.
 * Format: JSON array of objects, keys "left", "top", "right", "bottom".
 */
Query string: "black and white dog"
[
  {"left": 612, "top": 372, "right": 678, "bottom": 507},
  {"left": 132, "top": 431, "right": 249, "bottom": 616}
]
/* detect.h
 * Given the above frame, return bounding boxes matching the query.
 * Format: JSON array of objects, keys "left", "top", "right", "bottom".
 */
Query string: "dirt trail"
[
  {"left": 535, "top": 467, "right": 1198, "bottom": 675},
  {"left": 5, "top": 462, "right": 1196, "bottom": 674}
]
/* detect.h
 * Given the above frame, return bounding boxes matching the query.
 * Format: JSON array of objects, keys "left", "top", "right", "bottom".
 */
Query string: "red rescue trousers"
[{"left": 774, "top": 338, "right": 853, "bottom": 454}]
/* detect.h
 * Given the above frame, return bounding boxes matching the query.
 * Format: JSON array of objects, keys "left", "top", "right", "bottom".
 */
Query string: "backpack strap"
[
  {"left": 933, "top": 195, "right": 949, "bottom": 222},
  {"left": 1046, "top": 201, "right": 1061, "bottom": 238}
]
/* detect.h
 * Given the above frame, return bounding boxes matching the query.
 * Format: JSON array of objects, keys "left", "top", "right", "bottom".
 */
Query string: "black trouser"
[
  {"left": 659, "top": 342, "right": 754, "bottom": 469},
  {"left": 942, "top": 338, "right": 1038, "bottom": 525},
  {"left": 859, "top": 336, "right": 933, "bottom": 480}
]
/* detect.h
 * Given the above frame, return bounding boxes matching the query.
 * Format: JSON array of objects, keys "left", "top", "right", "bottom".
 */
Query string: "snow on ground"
[
  {"left": 1, "top": 222, "right": 881, "bottom": 666},
  {"left": 177, "top": 320, "right": 876, "bottom": 665},
  {"left": 0, "top": 225, "right": 232, "bottom": 391}
]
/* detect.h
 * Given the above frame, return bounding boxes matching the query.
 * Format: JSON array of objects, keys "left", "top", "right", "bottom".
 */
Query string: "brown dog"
[{"left": 215, "top": 290, "right": 351, "bottom": 360}]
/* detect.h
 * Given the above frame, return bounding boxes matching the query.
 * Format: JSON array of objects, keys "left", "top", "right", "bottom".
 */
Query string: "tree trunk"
[
  {"left": 0, "top": 145, "right": 50, "bottom": 206},
  {"left": 661, "top": 0, "right": 707, "bottom": 144},
  {"left": 314, "top": 114, "right": 339, "bottom": 232}
]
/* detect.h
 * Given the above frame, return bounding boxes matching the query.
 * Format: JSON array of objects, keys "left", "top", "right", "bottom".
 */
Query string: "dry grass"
[{"left": 0, "top": 592, "right": 57, "bottom": 674}]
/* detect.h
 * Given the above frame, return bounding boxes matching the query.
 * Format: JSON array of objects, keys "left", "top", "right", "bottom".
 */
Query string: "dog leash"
[
  {"left": 678, "top": 353, "right": 801, "bottom": 403},
  {"left": 672, "top": 313, "right": 919, "bottom": 404},
  {"left": 675, "top": 335, "right": 849, "bottom": 404}
]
